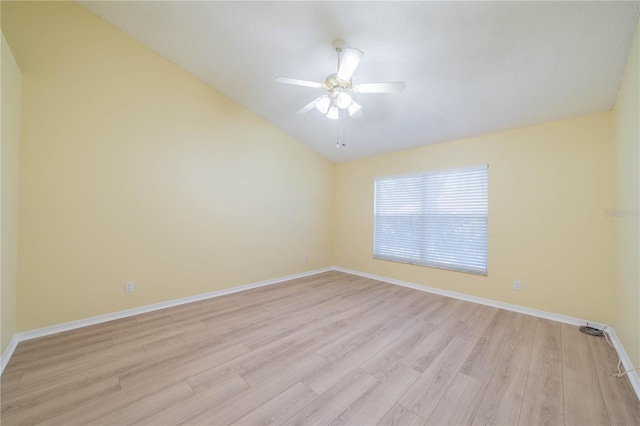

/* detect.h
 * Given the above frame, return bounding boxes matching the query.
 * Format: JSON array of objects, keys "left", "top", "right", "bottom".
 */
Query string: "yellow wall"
[
  {"left": 613, "top": 19, "right": 640, "bottom": 370},
  {"left": 1, "top": 31, "right": 22, "bottom": 353},
  {"left": 1, "top": 2, "right": 333, "bottom": 331},
  {"left": 334, "top": 113, "right": 614, "bottom": 323}
]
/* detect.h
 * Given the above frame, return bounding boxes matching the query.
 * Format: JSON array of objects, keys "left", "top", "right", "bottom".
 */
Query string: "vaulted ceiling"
[{"left": 79, "top": 1, "right": 639, "bottom": 162}]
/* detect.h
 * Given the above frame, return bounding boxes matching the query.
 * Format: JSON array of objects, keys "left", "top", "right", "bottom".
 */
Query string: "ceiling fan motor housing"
[{"left": 325, "top": 74, "right": 352, "bottom": 91}]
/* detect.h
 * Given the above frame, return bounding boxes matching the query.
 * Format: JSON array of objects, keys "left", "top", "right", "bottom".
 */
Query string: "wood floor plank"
[
  {"left": 361, "top": 320, "right": 437, "bottom": 379},
  {"left": 5, "top": 338, "right": 115, "bottom": 372},
  {"left": 304, "top": 317, "right": 408, "bottom": 394},
  {"left": 232, "top": 321, "right": 348, "bottom": 388},
  {"left": 588, "top": 331, "right": 640, "bottom": 425},
  {"left": 423, "top": 297, "right": 465, "bottom": 324},
  {"left": 1, "top": 376, "right": 120, "bottom": 425},
  {"left": 518, "top": 319, "right": 563, "bottom": 425},
  {"left": 133, "top": 313, "right": 176, "bottom": 326},
  {"left": 142, "top": 335, "right": 190, "bottom": 354},
  {"left": 257, "top": 316, "right": 324, "bottom": 345},
  {"left": 282, "top": 369, "right": 377, "bottom": 425},
  {"left": 563, "top": 367, "right": 610, "bottom": 426},
  {"left": 398, "top": 326, "right": 486, "bottom": 420},
  {"left": 320, "top": 297, "right": 389, "bottom": 328},
  {"left": 7, "top": 338, "right": 115, "bottom": 377},
  {"left": 393, "top": 295, "right": 445, "bottom": 321},
  {"left": 330, "top": 363, "right": 421, "bottom": 425},
  {"left": 184, "top": 370, "right": 312, "bottom": 425},
  {"left": 462, "top": 304, "right": 499, "bottom": 333},
  {"left": 110, "top": 319, "right": 205, "bottom": 348},
  {"left": 1, "top": 271, "right": 637, "bottom": 425},
  {"left": 471, "top": 314, "right": 537, "bottom": 426},
  {"left": 118, "top": 343, "right": 250, "bottom": 390},
  {"left": 182, "top": 321, "right": 277, "bottom": 352},
  {"left": 231, "top": 382, "right": 318, "bottom": 426},
  {"left": 561, "top": 323, "right": 610, "bottom": 426},
  {"left": 190, "top": 349, "right": 327, "bottom": 398},
  {"left": 113, "top": 339, "right": 193, "bottom": 385},
  {"left": 240, "top": 339, "right": 335, "bottom": 387},
  {"left": 169, "top": 298, "right": 265, "bottom": 324},
  {"left": 133, "top": 310, "right": 177, "bottom": 324},
  {"left": 386, "top": 291, "right": 444, "bottom": 319},
  {"left": 460, "top": 309, "right": 515, "bottom": 383},
  {"left": 378, "top": 404, "right": 426, "bottom": 426},
  {"left": 140, "top": 375, "right": 249, "bottom": 425},
  {"left": 185, "top": 340, "right": 310, "bottom": 394},
  {"left": 2, "top": 343, "right": 187, "bottom": 417},
  {"left": 450, "top": 301, "right": 483, "bottom": 324},
  {"left": 529, "top": 318, "right": 562, "bottom": 377},
  {"left": 191, "top": 308, "right": 276, "bottom": 333},
  {"left": 3, "top": 370, "right": 118, "bottom": 413},
  {"left": 40, "top": 380, "right": 193, "bottom": 425},
  {"left": 316, "top": 314, "right": 404, "bottom": 363},
  {"left": 265, "top": 293, "right": 340, "bottom": 319},
  {"left": 17, "top": 345, "right": 147, "bottom": 387},
  {"left": 89, "top": 381, "right": 194, "bottom": 425},
  {"left": 400, "top": 318, "right": 466, "bottom": 373},
  {"left": 425, "top": 372, "right": 485, "bottom": 426},
  {"left": 11, "top": 317, "right": 138, "bottom": 355},
  {"left": 518, "top": 372, "right": 563, "bottom": 426},
  {"left": 0, "top": 369, "right": 23, "bottom": 388}
]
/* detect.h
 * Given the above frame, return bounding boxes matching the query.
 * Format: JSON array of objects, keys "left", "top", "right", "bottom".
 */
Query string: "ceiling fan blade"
[
  {"left": 337, "top": 48, "right": 364, "bottom": 81},
  {"left": 275, "top": 76, "right": 324, "bottom": 89},
  {"left": 296, "top": 97, "right": 322, "bottom": 115},
  {"left": 354, "top": 82, "right": 406, "bottom": 93}
]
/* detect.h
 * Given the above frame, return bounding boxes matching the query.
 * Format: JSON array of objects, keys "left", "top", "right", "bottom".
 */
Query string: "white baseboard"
[
  {"left": 334, "top": 266, "right": 639, "bottom": 401},
  {"left": 1, "top": 334, "right": 19, "bottom": 374},
  {"left": 0, "top": 267, "right": 332, "bottom": 374}
]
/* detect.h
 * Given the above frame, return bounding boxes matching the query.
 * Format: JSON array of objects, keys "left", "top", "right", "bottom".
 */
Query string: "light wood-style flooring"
[{"left": 1, "top": 271, "right": 638, "bottom": 425}]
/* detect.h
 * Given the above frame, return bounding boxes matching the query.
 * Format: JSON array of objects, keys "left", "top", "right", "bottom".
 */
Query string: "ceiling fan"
[{"left": 275, "top": 40, "right": 405, "bottom": 119}]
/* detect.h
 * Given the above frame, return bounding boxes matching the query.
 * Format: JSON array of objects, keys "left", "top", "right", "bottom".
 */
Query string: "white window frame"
[{"left": 373, "top": 164, "right": 488, "bottom": 275}]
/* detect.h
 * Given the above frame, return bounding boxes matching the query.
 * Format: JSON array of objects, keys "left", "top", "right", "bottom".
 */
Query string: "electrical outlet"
[
  {"left": 514, "top": 280, "right": 522, "bottom": 291},
  {"left": 317, "top": 252, "right": 323, "bottom": 260},
  {"left": 125, "top": 281, "right": 134, "bottom": 293},
  {"left": 305, "top": 256, "right": 309, "bottom": 263}
]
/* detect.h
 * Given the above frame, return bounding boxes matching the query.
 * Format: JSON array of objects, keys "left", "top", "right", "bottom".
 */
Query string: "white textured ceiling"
[{"left": 79, "top": 1, "right": 639, "bottom": 163}]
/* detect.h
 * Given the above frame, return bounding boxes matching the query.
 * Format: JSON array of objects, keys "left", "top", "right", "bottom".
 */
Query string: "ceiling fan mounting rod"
[{"left": 333, "top": 39, "right": 346, "bottom": 75}]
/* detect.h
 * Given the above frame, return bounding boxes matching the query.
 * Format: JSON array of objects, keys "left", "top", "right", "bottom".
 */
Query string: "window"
[{"left": 373, "top": 165, "right": 488, "bottom": 275}]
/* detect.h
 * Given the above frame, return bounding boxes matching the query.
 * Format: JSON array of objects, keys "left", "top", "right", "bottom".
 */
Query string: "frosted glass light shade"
[
  {"left": 336, "top": 92, "right": 352, "bottom": 109},
  {"left": 315, "top": 96, "right": 331, "bottom": 114},
  {"left": 326, "top": 105, "right": 339, "bottom": 120},
  {"left": 348, "top": 101, "right": 362, "bottom": 116}
]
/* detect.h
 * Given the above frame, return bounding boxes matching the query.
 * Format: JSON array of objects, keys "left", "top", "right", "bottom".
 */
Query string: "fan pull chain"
[{"left": 336, "top": 109, "right": 346, "bottom": 148}]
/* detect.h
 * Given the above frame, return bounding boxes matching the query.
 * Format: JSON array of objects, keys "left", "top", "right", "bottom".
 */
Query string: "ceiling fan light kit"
[{"left": 275, "top": 39, "right": 406, "bottom": 122}]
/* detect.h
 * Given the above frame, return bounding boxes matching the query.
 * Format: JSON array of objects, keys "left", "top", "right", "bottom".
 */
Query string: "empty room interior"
[{"left": 1, "top": 1, "right": 640, "bottom": 425}]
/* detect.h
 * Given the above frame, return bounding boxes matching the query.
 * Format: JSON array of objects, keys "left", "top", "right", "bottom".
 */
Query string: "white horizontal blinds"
[{"left": 374, "top": 165, "right": 488, "bottom": 275}]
